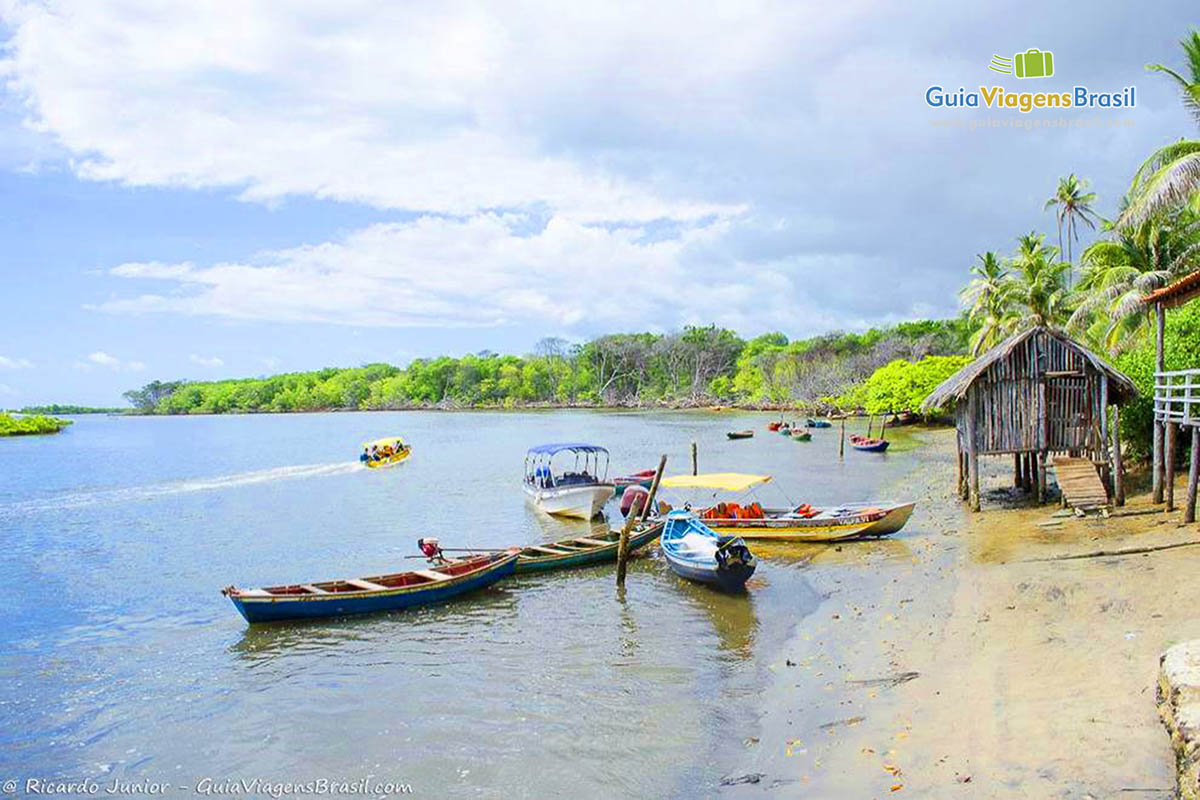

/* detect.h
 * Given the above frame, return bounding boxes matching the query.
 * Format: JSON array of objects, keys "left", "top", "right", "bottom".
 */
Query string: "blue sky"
[{"left": 0, "top": 1, "right": 1197, "bottom": 406}]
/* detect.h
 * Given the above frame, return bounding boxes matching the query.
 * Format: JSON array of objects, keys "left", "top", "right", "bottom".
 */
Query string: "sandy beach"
[{"left": 722, "top": 427, "right": 1196, "bottom": 798}]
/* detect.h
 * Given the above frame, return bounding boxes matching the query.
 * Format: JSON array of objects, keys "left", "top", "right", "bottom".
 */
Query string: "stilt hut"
[{"left": 920, "top": 326, "right": 1136, "bottom": 512}]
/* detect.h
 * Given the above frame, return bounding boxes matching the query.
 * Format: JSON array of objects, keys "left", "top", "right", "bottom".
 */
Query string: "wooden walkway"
[{"left": 1052, "top": 457, "right": 1109, "bottom": 510}]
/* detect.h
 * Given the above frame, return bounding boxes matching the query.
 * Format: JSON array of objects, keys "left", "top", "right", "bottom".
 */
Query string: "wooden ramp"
[{"left": 1052, "top": 457, "right": 1109, "bottom": 509}]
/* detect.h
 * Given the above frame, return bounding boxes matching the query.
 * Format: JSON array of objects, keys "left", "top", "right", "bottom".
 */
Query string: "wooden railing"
[{"left": 1155, "top": 369, "right": 1200, "bottom": 427}]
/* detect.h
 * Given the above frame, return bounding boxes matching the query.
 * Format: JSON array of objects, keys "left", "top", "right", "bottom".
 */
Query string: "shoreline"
[{"left": 721, "top": 427, "right": 1182, "bottom": 797}]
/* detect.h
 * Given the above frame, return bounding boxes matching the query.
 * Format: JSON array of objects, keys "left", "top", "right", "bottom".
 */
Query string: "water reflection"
[{"left": 227, "top": 584, "right": 521, "bottom": 662}]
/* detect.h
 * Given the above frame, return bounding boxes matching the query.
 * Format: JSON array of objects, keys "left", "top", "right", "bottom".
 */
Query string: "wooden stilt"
[
  {"left": 1154, "top": 303, "right": 1166, "bottom": 504},
  {"left": 690, "top": 442, "right": 698, "bottom": 476},
  {"left": 966, "top": 402, "right": 980, "bottom": 512},
  {"left": 1186, "top": 427, "right": 1200, "bottom": 524},
  {"left": 1013, "top": 453, "right": 1021, "bottom": 488},
  {"left": 1112, "top": 407, "right": 1125, "bottom": 507},
  {"left": 1036, "top": 451, "right": 1047, "bottom": 505},
  {"left": 1166, "top": 422, "right": 1178, "bottom": 512}
]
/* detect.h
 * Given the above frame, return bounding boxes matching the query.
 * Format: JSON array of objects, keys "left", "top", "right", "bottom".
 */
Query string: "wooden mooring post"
[
  {"left": 1167, "top": 422, "right": 1178, "bottom": 513},
  {"left": 691, "top": 442, "right": 698, "bottom": 476},
  {"left": 839, "top": 419, "right": 845, "bottom": 459},
  {"left": 1186, "top": 427, "right": 1200, "bottom": 524},
  {"left": 615, "top": 495, "right": 644, "bottom": 588},
  {"left": 618, "top": 454, "right": 667, "bottom": 587}
]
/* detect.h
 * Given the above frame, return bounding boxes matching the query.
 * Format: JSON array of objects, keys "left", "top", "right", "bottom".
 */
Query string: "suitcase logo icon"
[{"left": 989, "top": 49, "right": 1054, "bottom": 79}]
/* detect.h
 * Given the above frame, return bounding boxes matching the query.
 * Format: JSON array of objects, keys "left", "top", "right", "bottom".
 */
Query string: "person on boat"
[{"left": 360, "top": 447, "right": 370, "bottom": 463}]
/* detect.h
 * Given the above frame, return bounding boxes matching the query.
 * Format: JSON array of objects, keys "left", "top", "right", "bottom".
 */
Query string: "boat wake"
[{"left": 1, "top": 461, "right": 362, "bottom": 516}]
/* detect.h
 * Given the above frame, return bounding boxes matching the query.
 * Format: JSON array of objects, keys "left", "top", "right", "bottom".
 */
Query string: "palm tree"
[
  {"left": 1044, "top": 174, "right": 1099, "bottom": 266},
  {"left": 1121, "top": 31, "right": 1200, "bottom": 225},
  {"left": 1069, "top": 210, "right": 1200, "bottom": 349},
  {"left": 959, "top": 252, "right": 1010, "bottom": 355},
  {"left": 1005, "top": 232, "right": 1071, "bottom": 330}
]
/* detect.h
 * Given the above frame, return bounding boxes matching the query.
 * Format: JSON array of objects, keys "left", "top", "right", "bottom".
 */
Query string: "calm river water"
[{"left": 0, "top": 411, "right": 924, "bottom": 798}]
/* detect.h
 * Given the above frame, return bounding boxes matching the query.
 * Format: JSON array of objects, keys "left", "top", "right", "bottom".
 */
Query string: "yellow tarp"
[
  {"left": 363, "top": 437, "right": 405, "bottom": 450},
  {"left": 660, "top": 473, "right": 771, "bottom": 492}
]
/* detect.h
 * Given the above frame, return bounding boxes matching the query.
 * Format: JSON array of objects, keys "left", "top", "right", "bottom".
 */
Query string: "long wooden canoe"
[
  {"left": 222, "top": 549, "right": 519, "bottom": 623},
  {"left": 513, "top": 520, "right": 664, "bottom": 573},
  {"left": 702, "top": 502, "right": 915, "bottom": 542}
]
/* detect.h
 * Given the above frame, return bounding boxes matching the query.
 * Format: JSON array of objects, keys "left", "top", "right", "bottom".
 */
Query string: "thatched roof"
[{"left": 920, "top": 326, "right": 1137, "bottom": 412}]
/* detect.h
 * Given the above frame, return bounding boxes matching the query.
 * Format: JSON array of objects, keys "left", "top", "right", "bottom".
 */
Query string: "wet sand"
[{"left": 723, "top": 428, "right": 1196, "bottom": 798}]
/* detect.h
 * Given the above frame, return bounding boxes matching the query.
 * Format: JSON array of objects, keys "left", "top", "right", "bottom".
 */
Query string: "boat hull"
[
  {"left": 524, "top": 483, "right": 615, "bottom": 519},
  {"left": 226, "top": 553, "right": 517, "bottom": 623},
  {"left": 660, "top": 512, "right": 756, "bottom": 592},
  {"left": 515, "top": 522, "right": 663, "bottom": 573},
  {"left": 365, "top": 450, "right": 411, "bottom": 469},
  {"left": 706, "top": 502, "right": 915, "bottom": 542}
]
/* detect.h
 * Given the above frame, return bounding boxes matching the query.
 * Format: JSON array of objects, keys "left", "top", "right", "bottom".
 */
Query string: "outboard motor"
[
  {"left": 715, "top": 537, "right": 756, "bottom": 571},
  {"left": 417, "top": 537, "right": 444, "bottom": 562},
  {"left": 621, "top": 485, "right": 650, "bottom": 517}
]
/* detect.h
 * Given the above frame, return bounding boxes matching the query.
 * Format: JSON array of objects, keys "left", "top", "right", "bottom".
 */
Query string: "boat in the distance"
[
  {"left": 805, "top": 418, "right": 832, "bottom": 428},
  {"left": 613, "top": 469, "right": 657, "bottom": 495},
  {"left": 361, "top": 437, "right": 411, "bottom": 468},
  {"left": 787, "top": 428, "right": 812, "bottom": 441},
  {"left": 420, "top": 520, "right": 664, "bottom": 575},
  {"left": 660, "top": 510, "right": 756, "bottom": 591},
  {"left": 221, "top": 550, "right": 519, "bottom": 623},
  {"left": 523, "top": 443, "right": 616, "bottom": 520},
  {"left": 766, "top": 421, "right": 783, "bottom": 432},
  {"left": 727, "top": 430, "right": 754, "bottom": 440},
  {"left": 659, "top": 473, "right": 914, "bottom": 542},
  {"left": 850, "top": 435, "right": 889, "bottom": 452}
]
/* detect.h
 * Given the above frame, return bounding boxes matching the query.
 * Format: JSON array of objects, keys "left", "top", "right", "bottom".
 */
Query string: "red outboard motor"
[
  {"left": 417, "top": 537, "right": 443, "bottom": 561},
  {"left": 621, "top": 485, "right": 650, "bottom": 517}
]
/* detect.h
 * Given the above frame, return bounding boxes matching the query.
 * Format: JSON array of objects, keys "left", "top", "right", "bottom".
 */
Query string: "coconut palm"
[
  {"left": 1044, "top": 174, "right": 1099, "bottom": 266},
  {"left": 1121, "top": 31, "right": 1200, "bottom": 225},
  {"left": 959, "top": 252, "right": 1010, "bottom": 355},
  {"left": 1005, "top": 232, "right": 1071, "bottom": 330},
  {"left": 1069, "top": 210, "right": 1200, "bottom": 349}
]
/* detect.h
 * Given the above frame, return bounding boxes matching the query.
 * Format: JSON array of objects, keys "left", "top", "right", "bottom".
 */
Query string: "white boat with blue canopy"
[{"left": 523, "top": 443, "right": 616, "bottom": 520}]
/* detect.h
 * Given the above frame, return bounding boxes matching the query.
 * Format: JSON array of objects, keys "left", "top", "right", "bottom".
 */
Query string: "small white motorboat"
[{"left": 523, "top": 443, "right": 616, "bottom": 520}]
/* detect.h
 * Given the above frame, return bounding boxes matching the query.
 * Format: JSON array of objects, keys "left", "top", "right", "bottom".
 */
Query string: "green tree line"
[{"left": 122, "top": 321, "right": 972, "bottom": 415}]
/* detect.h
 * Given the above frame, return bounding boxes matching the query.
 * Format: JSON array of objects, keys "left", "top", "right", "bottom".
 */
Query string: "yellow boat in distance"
[
  {"left": 361, "top": 437, "right": 411, "bottom": 469},
  {"left": 657, "top": 473, "right": 915, "bottom": 542}
]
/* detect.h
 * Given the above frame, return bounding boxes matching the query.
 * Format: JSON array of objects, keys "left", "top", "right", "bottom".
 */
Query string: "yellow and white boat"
[
  {"left": 658, "top": 473, "right": 914, "bottom": 542},
  {"left": 361, "top": 437, "right": 411, "bottom": 469}
]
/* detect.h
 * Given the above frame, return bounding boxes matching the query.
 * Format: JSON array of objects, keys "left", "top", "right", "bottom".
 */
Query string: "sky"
[{"left": 0, "top": 1, "right": 1196, "bottom": 406}]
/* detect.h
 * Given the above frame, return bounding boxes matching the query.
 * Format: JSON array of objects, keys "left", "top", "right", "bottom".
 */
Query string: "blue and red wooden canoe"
[
  {"left": 850, "top": 435, "right": 890, "bottom": 452},
  {"left": 221, "top": 549, "right": 519, "bottom": 623}
]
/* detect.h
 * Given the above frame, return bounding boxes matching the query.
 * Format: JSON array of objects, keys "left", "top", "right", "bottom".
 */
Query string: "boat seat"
[
  {"left": 414, "top": 570, "right": 451, "bottom": 582},
  {"left": 574, "top": 537, "right": 614, "bottom": 546},
  {"left": 345, "top": 579, "right": 387, "bottom": 592},
  {"left": 300, "top": 584, "right": 329, "bottom": 594},
  {"left": 527, "top": 545, "right": 568, "bottom": 554},
  {"left": 239, "top": 588, "right": 272, "bottom": 597}
]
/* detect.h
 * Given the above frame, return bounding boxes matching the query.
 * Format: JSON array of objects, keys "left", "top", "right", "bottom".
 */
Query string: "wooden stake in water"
[
  {"left": 839, "top": 419, "right": 845, "bottom": 459},
  {"left": 615, "top": 495, "right": 644, "bottom": 588},
  {"left": 618, "top": 454, "right": 667, "bottom": 587},
  {"left": 691, "top": 441, "right": 698, "bottom": 476}
]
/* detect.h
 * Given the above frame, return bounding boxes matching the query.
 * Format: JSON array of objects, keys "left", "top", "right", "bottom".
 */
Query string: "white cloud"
[
  {"left": 78, "top": 351, "right": 145, "bottom": 371},
  {"left": 0, "top": 355, "right": 33, "bottom": 369},
  {"left": 189, "top": 354, "right": 224, "bottom": 368},
  {"left": 93, "top": 212, "right": 816, "bottom": 333},
  {"left": 0, "top": 0, "right": 808, "bottom": 222}
]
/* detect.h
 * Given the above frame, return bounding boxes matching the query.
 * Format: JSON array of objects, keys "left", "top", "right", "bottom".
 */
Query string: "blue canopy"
[{"left": 526, "top": 442, "right": 609, "bottom": 456}]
